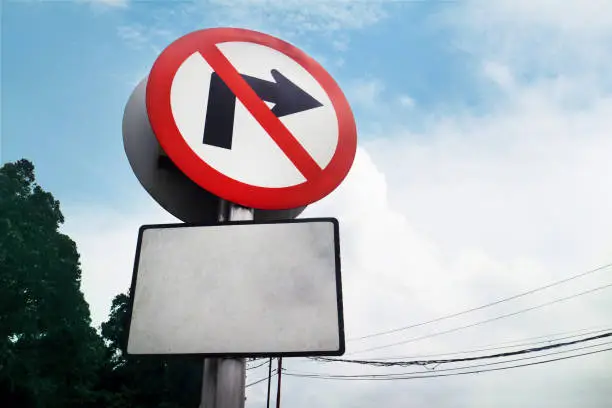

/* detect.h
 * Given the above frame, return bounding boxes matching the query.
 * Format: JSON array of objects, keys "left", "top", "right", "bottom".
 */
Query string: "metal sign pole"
[{"left": 200, "top": 200, "right": 253, "bottom": 408}]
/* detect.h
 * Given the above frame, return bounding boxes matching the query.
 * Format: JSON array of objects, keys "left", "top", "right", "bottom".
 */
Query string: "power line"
[
  {"left": 315, "top": 331, "right": 612, "bottom": 367},
  {"left": 286, "top": 347, "right": 612, "bottom": 381},
  {"left": 246, "top": 370, "right": 277, "bottom": 388},
  {"left": 350, "top": 262, "right": 612, "bottom": 341},
  {"left": 307, "top": 326, "right": 611, "bottom": 363},
  {"left": 351, "top": 282, "right": 612, "bottom": 354},
  {"left": 444, "top": 324, "right": 611, "bottom": 348},
  {"left": 297, "top": 340, "right": 612, "bottom": 378},
  {"left": 368, "top": 326, "right": 612, "bottom": 360},
  {"left": 247, "top": 359, "right": 271, "bottom": 370}
]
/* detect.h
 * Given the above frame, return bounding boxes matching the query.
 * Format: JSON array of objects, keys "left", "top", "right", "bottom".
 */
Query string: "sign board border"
[
  {"left": 146, "top": 27, "right": 358, "bottom": 210},
  {"left": 124, "top": 217, "right": 346, "bottom": 358}
]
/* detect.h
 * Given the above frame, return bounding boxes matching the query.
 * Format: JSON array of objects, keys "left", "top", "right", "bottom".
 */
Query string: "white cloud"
[
  {"left": 116, "top": 25, "right": 147, "bottom": 48},
  {"left": 114, "top": 0, "right": 387, "bottom": 55},
  {"left": 332, "top": 36, "right": 350, "bottom": 52},
  {"left": 243, "top": 138, "right": 612, "bottom": 407},
  {"left": 456, "top": 0, "right": 612, "bottom": 33},
  {"left": 482, "top": 61, "right": 514, "bottom": 89},
  {"left": 206, "top": 0, "right": 387, "bottom": 33},
  {"left": 439, "top": 0, "right": 612, "bottom": 85},
  {"left": 87, "top": 0, "right": 129, "bottom": 8},
  {"left": 348, "top": 78, "right": 386, "bottom": 109},
  {"left": 398, "top": 95, "right": 415, "bottom": 108},
  {"left": 116, "top": 24, "right": 176, "bottom": 54},
  {"left": 61, "top": 199, "right": 177, "bottom": 326}
]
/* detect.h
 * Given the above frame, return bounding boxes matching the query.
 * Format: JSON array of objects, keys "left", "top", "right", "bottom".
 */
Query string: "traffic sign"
[
  {"left": 146, "top": 28, "right": 357, "bottom": 210},
  {"left": 126, "top": 218, "right": 344, "bottom": 356}
]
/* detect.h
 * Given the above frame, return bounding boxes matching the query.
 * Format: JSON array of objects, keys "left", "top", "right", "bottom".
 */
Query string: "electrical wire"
[
  {"left": 285, "top": 347, "right": 612, "bottom": 381},
  {"left": 247, "top": 370, "right": 277, "bottom": 387},
  {"left": 351, "top": 282, "right": 612, "bottom": 354},
  {"left": 314, "top": 331, "right": 612, "bottom": 367},
  {"left": 300, "top": 340, "right": 612, "bottom": 378},
  {"left": 247, "top": 359, "right": 271, "bottom": 370},
  {"left": 350, "top": 262, "right": 612, "bottom": 341},
  {"left": 469, "top": 324, "right": 611, "bottom": 347},
  {"left": 367, "top": 326, "right": 612, "bottom": 360},
  {"left": 305, "top": 326, "right": 612, "bottom": 363}
]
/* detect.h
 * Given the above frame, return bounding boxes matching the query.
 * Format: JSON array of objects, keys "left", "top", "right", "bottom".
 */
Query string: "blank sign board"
[{"left": 126, "top": 218, "right": 344, "bottom": 357}]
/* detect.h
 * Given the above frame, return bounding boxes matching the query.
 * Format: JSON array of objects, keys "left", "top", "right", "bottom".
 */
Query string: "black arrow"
[{"left": 203, "top": 70, "right": 323, "bottom": 150}]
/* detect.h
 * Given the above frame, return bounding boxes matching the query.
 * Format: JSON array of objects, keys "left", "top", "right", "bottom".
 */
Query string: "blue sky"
[
  {"left": 2, "top": 0, "right": 483, "bottom": 209},
  {"left": 3, "top": 1, "right": 612, "bottom": 407}
]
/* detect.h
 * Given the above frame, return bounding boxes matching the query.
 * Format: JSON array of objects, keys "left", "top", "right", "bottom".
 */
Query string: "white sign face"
[
  {"left": 171, "top": 42, "right": 339, "bottom": 188},
  {"left": 126, "top": 219, "right": 344, "bottom": 356}
]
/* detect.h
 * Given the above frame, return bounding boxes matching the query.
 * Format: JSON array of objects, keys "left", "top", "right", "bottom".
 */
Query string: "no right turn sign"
[{"left": 146, "top": 28, "right": 357, "bottom": 210}]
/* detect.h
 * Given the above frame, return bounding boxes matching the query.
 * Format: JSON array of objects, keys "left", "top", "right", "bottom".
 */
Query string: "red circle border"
[{"left": 146, "top": 28, "right": 357, "bottom": 210}]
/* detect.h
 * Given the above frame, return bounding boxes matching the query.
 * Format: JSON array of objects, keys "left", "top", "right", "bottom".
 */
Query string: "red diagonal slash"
[{"left": 199, "top": 43, "right": 323, "bottom": 180}]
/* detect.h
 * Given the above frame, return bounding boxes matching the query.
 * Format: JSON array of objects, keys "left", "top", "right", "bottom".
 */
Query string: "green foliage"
[
  {"left": 0, "top": 159, "right": 106, "bottom": 408},
  {"left": 1, "top": 159, "right": 203, "bottom": 407},
  {"left": 98, "top": 292, "right": 203, "bottom": 408}
]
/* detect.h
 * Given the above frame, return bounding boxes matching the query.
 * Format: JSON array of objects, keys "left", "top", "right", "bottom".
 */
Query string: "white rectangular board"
[{"left": 126, "top": 218, "right": 344, "bottom": 356}]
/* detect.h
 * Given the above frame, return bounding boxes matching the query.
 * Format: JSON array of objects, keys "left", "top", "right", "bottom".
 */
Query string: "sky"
[{"left": 2, "top": 0, "right": 612, "bottom": 407}]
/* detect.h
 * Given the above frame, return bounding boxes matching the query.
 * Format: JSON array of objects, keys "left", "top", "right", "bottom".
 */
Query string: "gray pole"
[
  {"left": 200, "top": 200, "right": 253, "bottom": 408},
  {"left": 275, "top": 357, "right": 282, "bottom": 408},
  {"left": 266, "top": 358, "right": 272, "bottom": 408}
]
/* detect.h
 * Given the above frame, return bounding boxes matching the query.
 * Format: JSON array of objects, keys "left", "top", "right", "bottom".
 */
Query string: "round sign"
[
  {"left": 122, "top": 77, "right": 305, "bottom": 223},
  {"left": 146, "top": 27, "right": 357, "bottom": 210}
]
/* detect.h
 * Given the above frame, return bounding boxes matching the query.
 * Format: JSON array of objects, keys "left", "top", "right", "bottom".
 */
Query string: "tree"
[
  {"left": 0, "top": 159, "right": 105, "bottom": 408},
  {"left": 97, "top": 292, "right": 203, "bottom": 408},
  {"left": 1, "top": 159, "right": 207, "bottom": 407}
]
